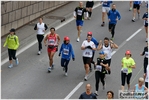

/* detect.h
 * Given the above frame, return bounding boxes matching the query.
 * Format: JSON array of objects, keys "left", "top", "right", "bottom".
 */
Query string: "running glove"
[
  {"left": 58, "top": 53, "right": 61, "bottom": 56},
  {"left": 86, "top": 46, "right": 92, "bottom": 49},
  {"left": 72, "top": 58, "right": 75, "bottom": 61}
]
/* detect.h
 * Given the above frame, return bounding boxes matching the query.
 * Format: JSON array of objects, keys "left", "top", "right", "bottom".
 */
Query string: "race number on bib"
[
  {"left": 96, "top": 65, "right": 102, "bottom": 71},
  {"left": 63, "top": 48, "right": 69, "bottom": 55},
  {"left": 122, "top": 68, "right": 128, "bottom": 74},
  {"left": 103, "top": 2, "right": 107, "bottom": 5},
  {"left": 49, "top": 39, "right": 55, "bottom": 45},
  {"left": 85, "top": 52, "right": 90, "bottom": 55},
  {"left": 77, "top": 10, "right": 83, "bottom": 16}
]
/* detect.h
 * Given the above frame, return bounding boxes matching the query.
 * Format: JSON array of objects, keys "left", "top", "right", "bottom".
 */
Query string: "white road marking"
[
  {"left": 126, "top": 28, "right": 143, "bottom": 41},
  {"left": 64, "top": 82, "right": 83, "bottom": 99},
  {"left": 64, "top": 26, "right": 143, "bottom": 99}
]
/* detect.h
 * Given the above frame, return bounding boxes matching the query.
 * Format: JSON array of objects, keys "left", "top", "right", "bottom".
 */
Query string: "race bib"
[
  {"left": 96, "top": 65, "right": 102, "bottom": 71},
  {"left": 85, "top": 52, "right": 90, "bottom": 55},
  {"left": 77, "top": 10, "right": 83, "bottom": 16},
  {"left": 122, "top": 68, "right": 128, "bottom": 74},
  {"left": 63, "top": 48, "right": 69, "bottom": 55},
  {"left": 103, "top": 2, "right": 107, "bottom": 5},
  {"left": 49, "top": 39, "right": 55, "bottom": 45}
]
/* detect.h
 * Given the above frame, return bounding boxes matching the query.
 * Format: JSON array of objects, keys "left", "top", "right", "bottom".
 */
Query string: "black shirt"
[
  {"left": 79, "top": 92, "right": 97, "bottom": 99},
  {"left": 142, "top": 12, "right": 148, "bottom": 24},
  {"left": 75, "top": 7, "right": 87, "bottom": 20},
  {"left": 96, "top": 58, "right": 108, "bottom": 74},
  {"left": 142, "top": 46, "right": 148, "bottom": 59}
]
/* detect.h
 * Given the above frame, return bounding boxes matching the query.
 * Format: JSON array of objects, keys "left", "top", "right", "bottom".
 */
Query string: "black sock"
[{"left": 103, "top": 22, "right": 105, "bottom": 23}]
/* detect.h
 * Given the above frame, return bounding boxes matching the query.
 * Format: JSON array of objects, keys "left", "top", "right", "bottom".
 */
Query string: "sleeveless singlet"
[
  {"left": 47, "top": 33, "right": 57, "bottom": 46},
  {"left": 102, "top": 43, "right": 112, "bottom": 60}
]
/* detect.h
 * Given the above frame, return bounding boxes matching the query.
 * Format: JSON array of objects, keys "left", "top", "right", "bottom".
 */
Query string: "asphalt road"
[{"left": 1, "top": 1, "right": 147, "bottom": 99}]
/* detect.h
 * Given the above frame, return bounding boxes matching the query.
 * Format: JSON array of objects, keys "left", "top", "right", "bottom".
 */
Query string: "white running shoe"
[
  {"left": 84, "top": 75, "right": 88, "bottom": 81},
  {"left": 77, "top": 38, "right": 80, "bottom": 42},
  {"left": 48, "top": 67, "right": 51, "bottom": 72},
  {"left": 8, "top": 64, "right": 13, "bottom": 68},
  {"left": 38, "top": 51, "right": 41, "bottom": 55},
  {"left": 65, "top": 73, "right": 68, "bottom": 76},
  {"left": 15, "top": 58, "right": 19, "bottom": 65},
  {"left": 94, "top": 91, "right": 98, "bottom": 96}
]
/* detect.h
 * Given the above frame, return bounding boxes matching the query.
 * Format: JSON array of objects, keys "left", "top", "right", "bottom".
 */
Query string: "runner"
[
  {"left": 74, "top": 2, "right": 88, "bottom": 42},
  {"left": 121, "top": 50, "right": 136, "bottom": 91},
  {"left": 107, "top": 91, "right": 114, "bottom": 99},
  {"left": 144, "top": 65, "right": 149, "bottom": 88},
  {"left": 3, "top": 28, "right": 20, "bottom": 68},
  {"left": 132, "top": 1, "right": 142, "bottom": 22},
  {"left": 58, "top": 36, "right": 75, "bottom": 76},
  {"left": 142, "top": 8, "right": 148, "bottom": 42},
  {"left": 108, "top": 4, "right": 121, "bottom": 40},
  {"left": 140, "top": 42, "right": 148, "bottom": 74},
  {"left": 86, "top": 0, "right": 94, "bottom": 20},
  {"left": 97, "top": 37, "right": 118, "bottom": 74},
  {"left": 34, "top": 17, "right": 48, "bottom": 55},
  {"left": 79, "top": 84, "right": 97, "bottom": 99},
  {"left": 129, "top": 1, "right": 133, "bottom": 11},
  {"left": 94, "top": 51, "right": 110, "bottom": 96},
  {"left": 44, "top": 27, "right": 60, "bottom": 72},
  {"left": 81, "top": 35, "right": 96, "bottom": 81},
  {"left": 100, "top": 1, "right": 113, "bottom": 27},
  {"left": 132, "top": 77, "right": 148, "bottom": 99},
  {"left": 87, "top": 31, "right": 99, "bottom": 72}
]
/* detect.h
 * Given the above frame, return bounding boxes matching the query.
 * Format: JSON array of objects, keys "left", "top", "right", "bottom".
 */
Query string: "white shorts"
[{"left": 102, "top": 7, "right": 110, "bottom": 13}]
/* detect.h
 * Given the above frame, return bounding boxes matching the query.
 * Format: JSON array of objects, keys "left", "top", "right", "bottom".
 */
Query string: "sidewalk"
[{"left": 1, "top": 1, "right": 99, "bottom": 61}]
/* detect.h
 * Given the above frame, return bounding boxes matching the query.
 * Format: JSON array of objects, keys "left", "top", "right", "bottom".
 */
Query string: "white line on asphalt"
[
  {"left": 64, "top": 26, "right": 143, "bottom": 99},
  {"left": 126, "top": 28, "right": 143, "bottom": 41},
  {"left": 64, "top": 82, "right": 84, "bottom": 99}
]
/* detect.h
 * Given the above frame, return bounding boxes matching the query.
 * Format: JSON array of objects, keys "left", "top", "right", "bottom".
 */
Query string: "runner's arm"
[
  {"left": 44, "top": 35, "right": 48, "bottom": 46},
  {"left": 117, "top": 11, "right": 121, "bottom": 20},
  {"left": 110, "top": 40, "right": 118, "bottom": 49},
  {"left": 81, "top": 41, "right": 86, "bottom": 50},
  {"left": 59, "top": 44, "right": 63, "bottom": 55},
  {"left": 3, "top": 36, "right": 8, "bottom": 47},
  {"left": 97, "top": 40, "right": 102, "bottom": 50},
  {"left": 130, "top": 64, "right": 136, "bottom": 69},
  {"left": 57, "top": 34, "right": 60, "bottom": 46},
  {"left": 34, "top": 24, "right": 37, "bottom": 30},
  {"left": 140, "top": 47, "right": 145, "bottom": 56},
  {"left": 70, "top": 44, "right": 75, "bottom": 59},
  {"left": 44, "top": 24, "right": 48, "bottom": 30}
]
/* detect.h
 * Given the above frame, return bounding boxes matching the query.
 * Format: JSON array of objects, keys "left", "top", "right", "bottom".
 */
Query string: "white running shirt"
[
  {"left": 102, "top": 44, "right": 112, "bottom": 60},
  {"left": 82, "top": 40, "right": 95, "bottom": 57},
  {"left": 37, "top": 22, "right": 45, "bottom": 35},
  {"left": 145, "top": 65, "right": 149, "bottom": 82}
]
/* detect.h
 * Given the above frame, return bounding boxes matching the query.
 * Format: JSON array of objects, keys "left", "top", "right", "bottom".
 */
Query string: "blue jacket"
[
  {"left": 102, "top": 1, "right": 113, "bottom": 7},
  {"left": 108, "top": 9, "right": 121, "bottom": 24},
  {"left": 133, "top": 1, "right": 141, "bottom": 4},
  {"left": 59, "top": 43, "right": 75, "bottom": 60}
]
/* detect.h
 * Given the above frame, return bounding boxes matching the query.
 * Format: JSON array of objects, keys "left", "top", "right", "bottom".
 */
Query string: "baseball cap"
[{"left": 99, "top": 51, "right": 104, "bottom": 54}]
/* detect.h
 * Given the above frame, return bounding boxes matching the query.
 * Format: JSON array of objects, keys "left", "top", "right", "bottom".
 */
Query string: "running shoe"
[
  {"left": 15, "top": 58, "right": 19, "bottom": 65},
  {"left": 84, "top": 76, "right": 88, "bottom": 81},
  {"left": 37, "top": 51, "right": 41, "bottom": 55},
  {"left": 8, "top": 64, "right": 13, "bottom": 68},
  {"left": 65, "top": 73, "right": 68, "bottom": 76},
  {"left": 77, "top": 38, "right": 80, "bottom": 42},
  {"left": 146, "top": 38, "right": 148, "bottom": 42},
  {"left": 48, "top": 67, "right": 51, "bottom": 72},
  {"left": 110, "top": 37, "right": 114, "bottom": 41},
  {"left": 94, "top": 91, "right": 98, "bottom": 96},
  {"left": 88, "top": 17, "right": 91, "bottom": 20},
  {"left": 101, "top": 23, "right": 105, "bottom": 27},
  {"left": 132, "top": 19, "right": 135, "bottom": 22},
  {"left": 129, "top": 8, "right": 132, "bottom": 11},
  {"left": 51, "top": 64, "right": 54, "bottom": 70}
]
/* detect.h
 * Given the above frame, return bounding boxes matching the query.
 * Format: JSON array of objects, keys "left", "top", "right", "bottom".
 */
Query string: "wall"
[{"left": 1, "top": 1, "right": 69, "bottom": 37}]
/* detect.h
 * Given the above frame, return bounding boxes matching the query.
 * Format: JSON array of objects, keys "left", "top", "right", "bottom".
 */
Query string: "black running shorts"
[
  {"left": 133, "top": 4, "right": 140, "bottom": 10},
  {"left": 86, "top": 1, "right": 94, "bottom": 8},
  {"left": 83, "top": 56, "right": 91, "bottom": 65}
]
